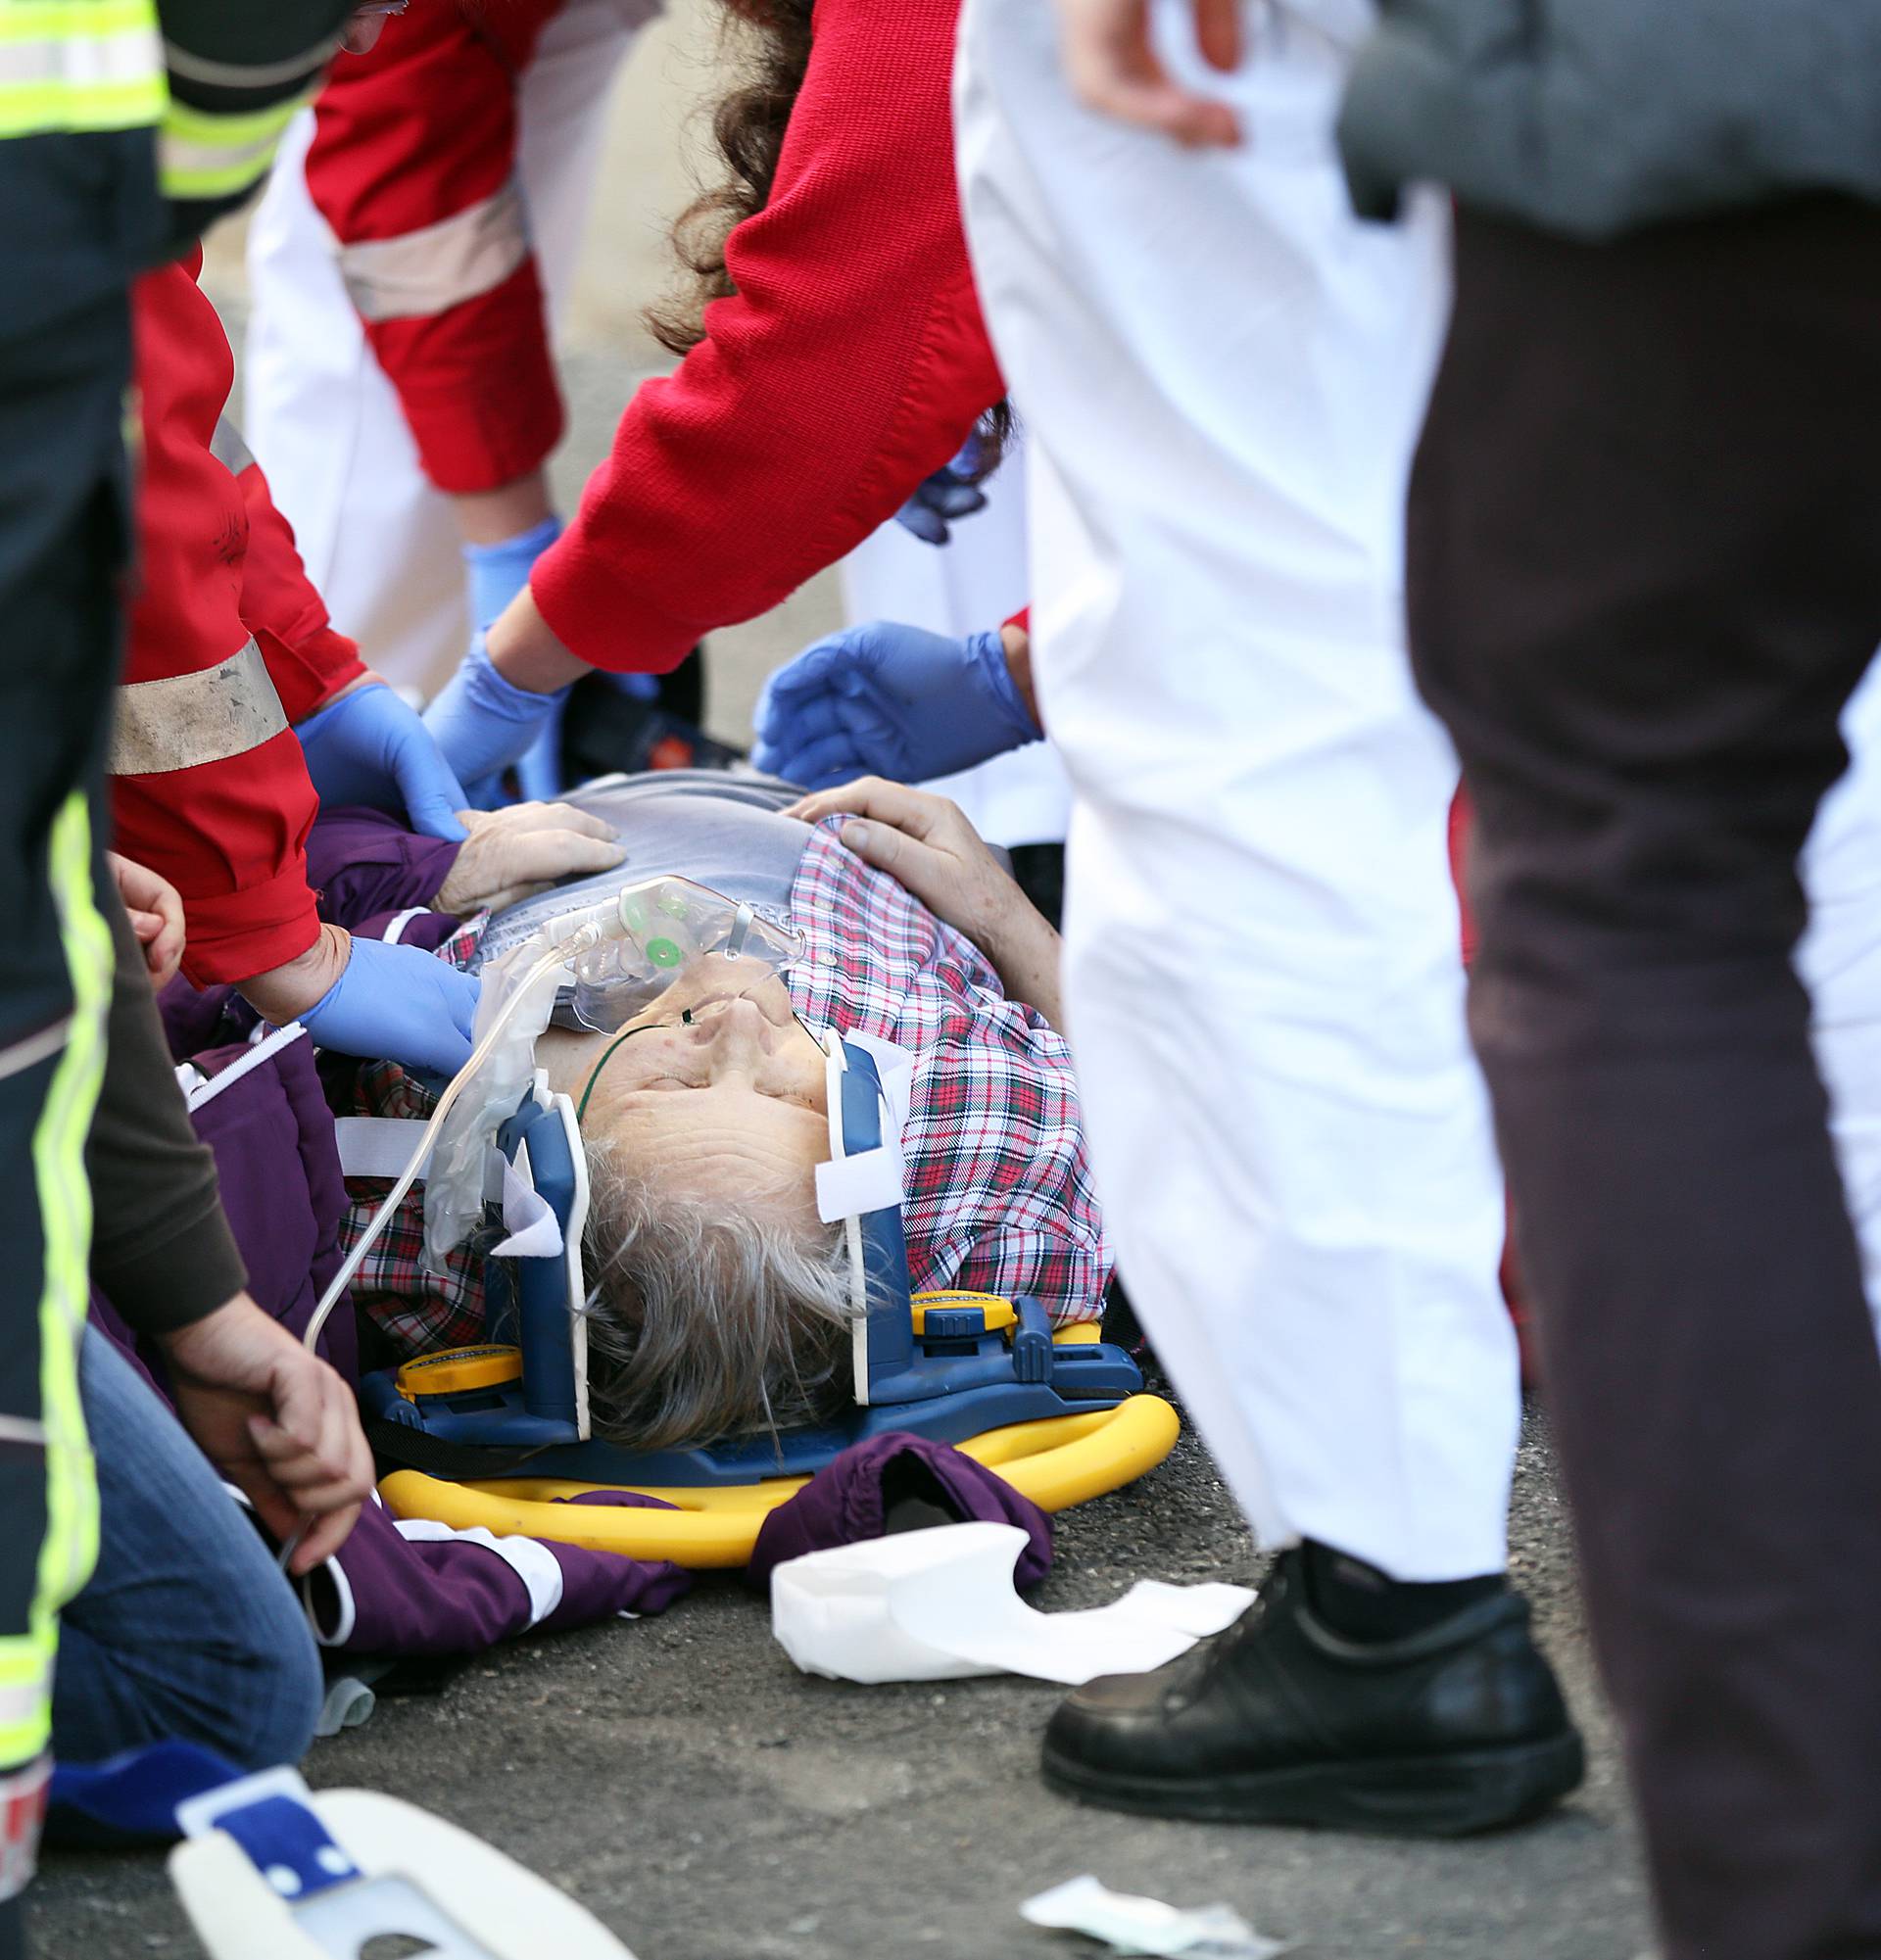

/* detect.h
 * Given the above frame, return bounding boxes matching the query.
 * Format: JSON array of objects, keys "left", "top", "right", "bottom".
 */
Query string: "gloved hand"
[
  {"left": 297, "top": 932, "right": 480, "bottom": 1075},
  {"left": 463, "top": 517, "right": 598, "bottom": 802},
  {"left": 893, "top": 437, "right": 989, "bottom": 546},
  {"left": 422, "top": 630, "right": 567, "bottom": 808},
  {"left": 751, "top": 621, "right": 1040, "bottom": 789},
  {"left": 434, "top": 801, "right": 626, "bottom": 917},
  {"left": 462, "top": 515, "right": 562, "bottom": 632},
  {"left": 297, "top": 680, "right": 469, "bottom": 841}
]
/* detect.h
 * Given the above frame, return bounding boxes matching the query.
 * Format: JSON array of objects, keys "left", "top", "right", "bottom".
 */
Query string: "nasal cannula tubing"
[{"left": 301, "top": 908, "right": 617, "bottom": 1359}]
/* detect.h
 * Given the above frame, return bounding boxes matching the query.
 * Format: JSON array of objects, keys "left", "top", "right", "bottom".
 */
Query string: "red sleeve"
[
  {"left": 1450, "top": 788, "right": 1477, "bottom": 967},
  {"left": 231, "top": 442, "right": 367, "bottom": 721},
  {"left": 114, "top": 259, "right": 323, "bottom": 989},
  {"left": 305, "top": 0, "right": 563, "bottom": 493},
  {"left": 531, "top": 0, "right": 1006, "bottom": 676}
]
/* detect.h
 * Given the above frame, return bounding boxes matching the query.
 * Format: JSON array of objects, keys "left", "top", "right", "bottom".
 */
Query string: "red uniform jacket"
[
  {"left": 305, "top": 0, "right": 573, "bottom": 496},
  {"left": 309, "top": 0, "right": 1005, "bottom": 678},
  {"left": 115, "top": 252, "right": 365, "bottom": 987}
]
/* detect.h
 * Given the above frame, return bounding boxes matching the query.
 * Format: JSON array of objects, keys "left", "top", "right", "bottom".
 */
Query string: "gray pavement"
[
  {"left": 30, "top": 1410, "right": 1654, "bottom": 1960},
  {"left": 37, "top": 30, "right": 1657, "bottom": 1956}
]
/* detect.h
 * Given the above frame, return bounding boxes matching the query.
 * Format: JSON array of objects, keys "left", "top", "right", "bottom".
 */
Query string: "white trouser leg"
[
  {"left": 243, "top": 0, "right": 654, "bottom": 696},
  {"left": 1801, "top": 656, "right": 1881, "bottom": 1347},
  {"left": 956, "top": 0, "right": 1517, "bottom": 1579}
]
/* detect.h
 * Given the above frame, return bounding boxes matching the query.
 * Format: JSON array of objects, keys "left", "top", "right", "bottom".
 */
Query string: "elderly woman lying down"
[{"left": 329, "top": 770, "right": 1108, "bottom": 1453}]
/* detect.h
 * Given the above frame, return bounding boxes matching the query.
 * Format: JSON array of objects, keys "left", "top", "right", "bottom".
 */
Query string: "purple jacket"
[{"left": 103, "top": 806, "right": 1053, "bottom": 1660}]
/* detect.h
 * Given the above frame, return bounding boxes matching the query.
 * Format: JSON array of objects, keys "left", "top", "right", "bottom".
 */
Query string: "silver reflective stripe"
[
  {"left": 340, "top": 177, "right": 530, "bottom": 323},
  {"left": 109, "top": 640, "right": 289, "bottom": 777},
  {"left": 162, "top": 33, "right": 338, "bottom": 91},
  {"left": 0, "top": 1415, "right": 46, "bottom": 1448},
  {"left": 210, "top": 415, "right": 255, "bottom": 477},
  {"left": 0, "top": 1019, "right": 70, "bottom": 1088},
  {"left": 0, "top": 1677, "right": 49, "bottom": 1732},
  {"left": 0, "top": 27, "right": 161, "bottom": 90}
]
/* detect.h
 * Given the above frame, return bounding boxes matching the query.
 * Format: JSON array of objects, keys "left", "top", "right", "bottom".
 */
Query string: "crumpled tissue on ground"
[
  {"left": 1021, "top": 1875, "right": 1293, "bottom": 1959},
  {"left": 770, "top": 1520, "right": 1252, "bottom": 1685}
]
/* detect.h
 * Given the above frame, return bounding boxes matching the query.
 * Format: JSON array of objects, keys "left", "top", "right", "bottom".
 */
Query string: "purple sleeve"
[
  {"left": 305, "top": 805, "right": 463, "bottom": 928},
  {"left": 306, "top": 1499, "right": 692, "bottom": 1657}
]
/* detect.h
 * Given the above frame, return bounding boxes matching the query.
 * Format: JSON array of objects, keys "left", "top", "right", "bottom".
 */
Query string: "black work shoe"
[{"left": 1041, "top": 1551, "right": 1583, "bottom": 1836}]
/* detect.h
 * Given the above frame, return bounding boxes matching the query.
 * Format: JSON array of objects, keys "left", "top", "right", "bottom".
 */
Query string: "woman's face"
[{"left": 538, "top": 964, "right": 831, "bottom": 1227}]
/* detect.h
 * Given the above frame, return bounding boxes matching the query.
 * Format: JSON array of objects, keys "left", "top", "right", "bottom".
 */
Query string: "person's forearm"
[
  {"left": 453, "top": 469, "right": 555, "bottom": 549},
  {"left": 982, "top": 903, "right": 1067, "bottom": 1031},
  {"left": 237, "top": 922, "right": 351, "bottom": 1024},
  {"left": 485, "top": 585, "right": 592, "bottom": 693}
]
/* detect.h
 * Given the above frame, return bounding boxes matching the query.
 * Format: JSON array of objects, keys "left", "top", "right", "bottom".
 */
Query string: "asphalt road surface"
[{"left": 31, "top": 1405, "right": 1655, "bottom": 1960}]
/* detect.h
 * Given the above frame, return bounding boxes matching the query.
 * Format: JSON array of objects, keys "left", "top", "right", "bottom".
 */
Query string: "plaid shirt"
[
  {"left": 786, "top": 823, "right": 1108, "bottom": 1317},
  {"left": 343, "top": 826, "right": 1110, "bottom": 1354}
]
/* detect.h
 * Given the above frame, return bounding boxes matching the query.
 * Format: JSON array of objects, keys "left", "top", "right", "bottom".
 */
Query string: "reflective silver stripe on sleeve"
[
  {"left": 339, "top": 176, "right": 531, "bottom": 323},
  {"left": 162, "top": 34, "right": 340, "bottom": 92},
  {"left": 0, "top": 1019, "right": 70, "bottom": 1089},
  {"left": 0, "top": 1678, "right": 50, "bottom": 1733},
  {"left": 108, "top": 639, "right": 289, "bottom": 777},
  {"left": 210, "top": 415, "right": 255, "bottom": 477}
]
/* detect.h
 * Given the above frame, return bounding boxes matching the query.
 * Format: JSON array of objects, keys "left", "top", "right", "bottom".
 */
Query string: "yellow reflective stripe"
[
  {"left": 0, "top": 1, "right": 162, "bottom": 138},
  {"left": 159, "top": 91, "right": 300, "bottom": 200},
  {"left": 0, "top": 794, "right": 107, "bottom": 1765},
  {"left": 0, "top": 1636, "right": 55, "bottom": 1764},
  {"left": 0, "top": 76, "right": 163, "bottom": 138},
  {"left": 0, "top": 1670, "right": 50, "bottom": 1739},
  {"left": 0, "top": 2, "right": 154, "bottom": 43}
]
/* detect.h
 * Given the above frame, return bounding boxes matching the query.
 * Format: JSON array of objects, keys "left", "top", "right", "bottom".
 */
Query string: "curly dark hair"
[{"left": 645, "top": 0, "right": 1013, "bottom": 473}]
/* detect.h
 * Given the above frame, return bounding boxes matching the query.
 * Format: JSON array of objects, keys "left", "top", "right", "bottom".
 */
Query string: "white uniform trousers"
[
  {"left": 956, "top": 0, "right": 1516, "bottom": 1579},
  {"left": 243, "top": 0, "right": 657, "bottom": 696}
]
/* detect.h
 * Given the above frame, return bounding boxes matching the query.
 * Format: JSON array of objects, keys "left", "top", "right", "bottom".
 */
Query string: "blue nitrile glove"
[
  {"left": 297, "top": 683, "right": 469, "bottom": 841},
  {"left": 421, "top": 629, "right": 566, "bottom": 808},
  {"left": 464, "top": 517, "right": 569, "bottom": 801},
  {"left": 298, "top": 935, "right": 480, "bottom": 1075},
  {"left": 751, "top": 620, "right": 1039, "bottom": 790},
  {"left": 893, "top": 437, "right": 989, "bottom": 547},
  {"left": 463, "top": 519, "right": 655, "bottom": 801},
  {"left": 462, "top": 515, "right": 562, "bottom": 633}
]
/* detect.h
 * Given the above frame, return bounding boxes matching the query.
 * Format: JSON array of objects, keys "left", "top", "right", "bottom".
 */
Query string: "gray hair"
[{"left": 576, "top": 1143, "right": 863, "bottom": 1451}]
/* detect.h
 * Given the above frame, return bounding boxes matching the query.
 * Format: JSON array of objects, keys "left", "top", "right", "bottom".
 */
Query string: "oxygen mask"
[{"left": 566, "top": 876, "right": 803, "bottom": 1033}]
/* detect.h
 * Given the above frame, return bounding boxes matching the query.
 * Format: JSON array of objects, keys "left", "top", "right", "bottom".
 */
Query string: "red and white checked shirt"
[{"left": 343, "top": 825, "right": 1110, "bottom": 1354}]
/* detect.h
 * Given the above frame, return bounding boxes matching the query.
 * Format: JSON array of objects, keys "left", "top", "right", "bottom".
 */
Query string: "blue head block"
[
  {"left": 486, "top": 1095, "right": 585, "bottom": 1431},
  {"left": 833, "top": 1043, "right": 917, "bottom": 1395}
]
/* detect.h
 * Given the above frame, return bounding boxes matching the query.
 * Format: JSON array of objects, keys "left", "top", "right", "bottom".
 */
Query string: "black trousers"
[
  {"left": 1408, "top": 198, "right": 1881, "bottom": 1960},
  {"left": 0, "top": 290, "right": 132, "bottom": 1960}
]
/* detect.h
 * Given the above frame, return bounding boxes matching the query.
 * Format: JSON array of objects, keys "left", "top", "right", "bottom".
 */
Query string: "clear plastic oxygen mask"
[
  {"left": 566, "top": 877, "right": 803, "bottom": 1033},
  {"left": 300, "top": 875, "right": 805, "bottom": 1360}
]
